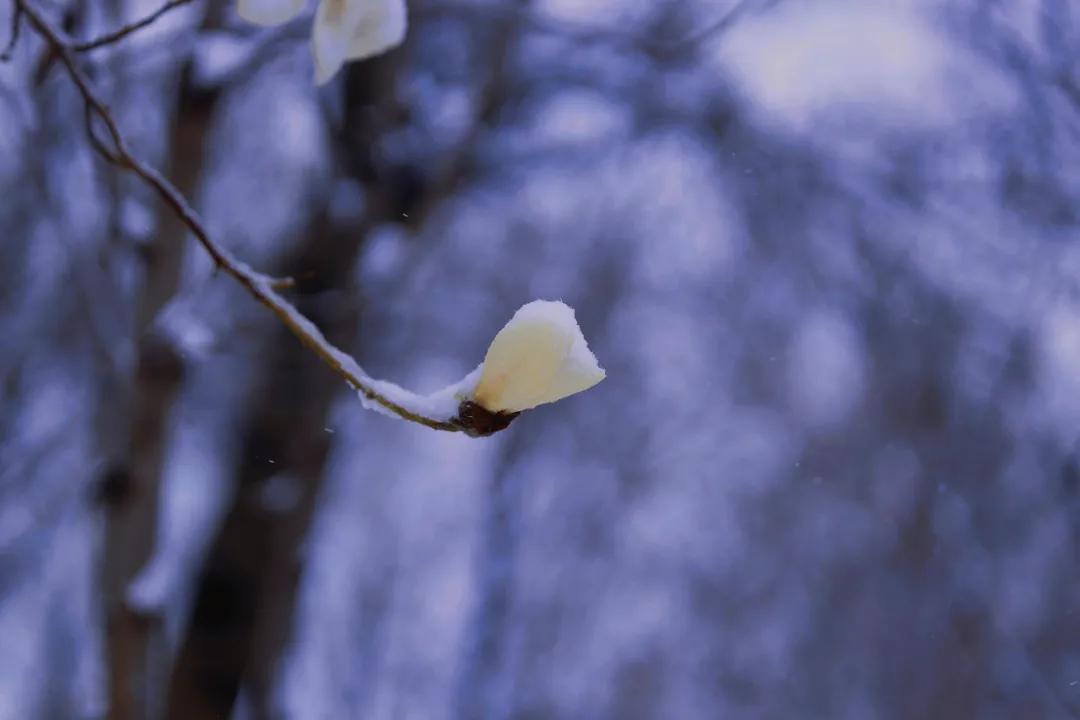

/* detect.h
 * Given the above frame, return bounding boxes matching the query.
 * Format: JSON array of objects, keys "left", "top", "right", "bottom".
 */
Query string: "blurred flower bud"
[
  {"left": 236, "top": 0, "right": 406, "bottom": 84},
  {"left": 311, "top": 0, "right": 406, "bottom": 84},
  {"left": 237, "top": 0, "right": 305, "bottom": 26}
]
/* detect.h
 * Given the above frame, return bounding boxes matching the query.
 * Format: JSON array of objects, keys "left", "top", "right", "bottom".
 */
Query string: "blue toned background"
[{"left": 1, "top": 0, "right": 1079, "bottom": 717}]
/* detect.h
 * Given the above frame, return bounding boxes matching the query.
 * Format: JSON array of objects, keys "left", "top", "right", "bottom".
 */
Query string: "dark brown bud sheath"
[{"left": 451, "top": 400, "right": 520, "bottom": 437}]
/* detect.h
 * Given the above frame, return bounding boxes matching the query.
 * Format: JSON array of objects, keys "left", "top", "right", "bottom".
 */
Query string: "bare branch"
[
  {"left": 71, "top": 0, "right": 196, "bottom": 52},
  {"left": 16, "top": 0, "right": 469, "bottom": 433},
  {"left": 419, "top": 0, "right": 766, "bottom": 60},
  {"left": 0, "top": 3, "right": 22, "bottom": 61},
  {"left": 668, "top": 0, "right": 760, "bottom": 55}
]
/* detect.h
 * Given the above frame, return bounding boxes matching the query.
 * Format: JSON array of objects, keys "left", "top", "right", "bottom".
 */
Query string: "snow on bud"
[{"left": 469, "top": 299, "right": 605, "bottom": 415}]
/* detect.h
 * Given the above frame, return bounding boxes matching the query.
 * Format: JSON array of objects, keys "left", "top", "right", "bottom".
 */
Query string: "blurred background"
[{"left": 2, "top": 0, "right": 1080, "bottom": 717}]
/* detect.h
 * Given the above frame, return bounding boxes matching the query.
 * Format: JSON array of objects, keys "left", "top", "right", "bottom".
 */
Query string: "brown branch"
[
  {"left": 0, "top": 3, "right": 22, "bottom": 60},
  {"left": 17, "top": 0, "right": 466, "bottom": 433},
  {"left": 71, "top": 0, "right": 196, "bottom": 52}
]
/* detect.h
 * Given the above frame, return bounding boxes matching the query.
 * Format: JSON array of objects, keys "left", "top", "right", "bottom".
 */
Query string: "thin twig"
[
  {"left": 17, "top": 0, "right": 463, "bottom": 433},
  {"left": 71, "top": 0, "right": 195, "bottom": 52},
  {"left": 667, "top": 0, "right": 758, "bottom": 55},
  {"left": 418, "top": 0, "right": 765, "bottom": 60},
  {"left": 0, "top": 3, "right": 23, "bottom": 60}
]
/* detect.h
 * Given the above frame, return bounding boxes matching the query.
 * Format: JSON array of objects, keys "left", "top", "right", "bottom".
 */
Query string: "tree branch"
[
  {"left": 0, "top": 3, "right": 22, "bottom": 60},
  {"left": 669, "top": 0, "right": 759, "bottom": 55},
  {"left": 71, "top": 0, "right": 196, "bottom": 52},
  {"left": 418, "top": 0, "right": 766, "bottom": 60},
  {"left": 17, "top": 0, "right": 471, "bottom": 433}
]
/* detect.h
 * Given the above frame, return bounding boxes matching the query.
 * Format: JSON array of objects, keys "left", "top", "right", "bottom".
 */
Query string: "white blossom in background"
[
  {"left": 237, "top": 0, "right": 305, "bottom": 26},
  {"left": 237, "top": 0, "right": 406, "bottom": 84},
  {"left": 472, "top": 300, "right": 606, "bottom": 413}
]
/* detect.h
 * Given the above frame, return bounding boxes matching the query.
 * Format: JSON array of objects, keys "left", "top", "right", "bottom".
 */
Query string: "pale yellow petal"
[
  {"left": 542, "top": 331, "right": 606, "bottom": 405},
  {"left": 311, "top": 0, "right": 407, "bottom": 84},
  {"left": 311, "top": 0, "right": 353, "bottom": 84},
  {"left": 473, "top": 301, "right": 575, "bottom": 413},
  {"left": 345, "top": 0, "right": 406, "bottom": 62}
]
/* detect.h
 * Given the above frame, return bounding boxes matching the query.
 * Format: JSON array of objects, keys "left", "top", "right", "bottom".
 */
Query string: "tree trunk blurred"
[
  {"left": 163, "top": 212, "right": 367, "bottom": 719},
  {"left": 452, "top": 428, "right": 529, "bottom": 720},
  {"left": 98, "top": 56, "right": 220, "bottom": 720},
  {"left": 165, "top": 52, "right": 407, "bottom": 719}
]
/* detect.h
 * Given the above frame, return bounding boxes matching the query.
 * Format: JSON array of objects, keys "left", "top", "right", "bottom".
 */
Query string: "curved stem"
[{"left": 18, "top": 0, "right": 463, "bottom": 433}]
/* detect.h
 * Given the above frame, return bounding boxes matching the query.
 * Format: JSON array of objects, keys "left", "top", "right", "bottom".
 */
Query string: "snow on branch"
[{"left": 11, "top": 0, "right": 605, "bottom": 437}]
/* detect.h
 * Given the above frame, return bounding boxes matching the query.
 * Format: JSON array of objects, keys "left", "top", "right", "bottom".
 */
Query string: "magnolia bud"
[
  {"left": 471, "top": 299, "right": 605, "bottom": 412},
  {"left": 312, "top": 0, "right": 406, "bottom": 84},
  {"left": 236, "top": 0, "right": 406, "bottom": 84}
]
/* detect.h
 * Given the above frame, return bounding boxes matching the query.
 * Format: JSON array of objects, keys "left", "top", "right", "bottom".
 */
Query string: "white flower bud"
[
  {"left": 472, "top": 300, "right": 606, "bottom": 413},
  {"left": 236, "top": 0, "right": 406, "bottom": 84},
  {"left": 312, "top": 0, "right": 406, "bottom": 84}
]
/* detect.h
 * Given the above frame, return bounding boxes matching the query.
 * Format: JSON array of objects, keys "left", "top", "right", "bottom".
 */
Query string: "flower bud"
[
  {"left": 312, "top": 0, "right": 406, "bottom": 84},
  {"left": 471, "top": 300, "right": 605, "bottom": 414}
]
